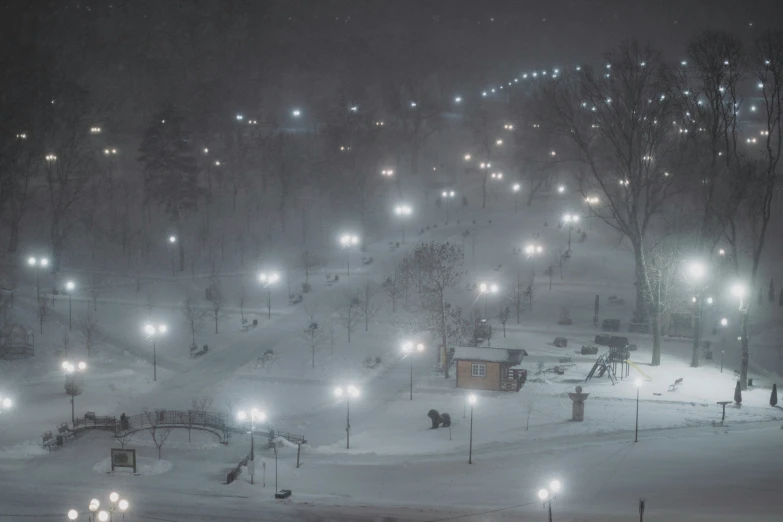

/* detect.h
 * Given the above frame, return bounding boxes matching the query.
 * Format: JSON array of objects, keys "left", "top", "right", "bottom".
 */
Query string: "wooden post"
[{"left": 296, "top": 443, "right": 301, "bottom": 468}]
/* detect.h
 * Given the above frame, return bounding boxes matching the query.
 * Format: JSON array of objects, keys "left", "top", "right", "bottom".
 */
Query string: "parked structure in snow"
[
  {"left": 453, "top": 347, "right": 525, "bottom": 392},
  {"left": 0, "top": 323, "right": 34, "bottom": 359}
]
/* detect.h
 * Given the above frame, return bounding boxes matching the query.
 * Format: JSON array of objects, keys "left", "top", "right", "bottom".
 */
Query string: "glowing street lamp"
[
  {"left": 685, "top": 260, "right": 708, "bottom": 368},
  {"left": 258, "top": 271, "right": 280, "bottom": 319},
  {"left": 464, "top": 154, "right": 471, "bottom": 161},
  {"left": 537, "top": 479, "right": 562, "bottom": 521},
  {"left": 27, "top": 255, "right": 49, "bottom": 299},
  {"left": 0, "top": 394, "right": 13, "bottom": 414},
  {"left": 441, "top": 190, "right": 456, "bottom": 223},
  {"left": 719, "top": 317, "right": 729, "bottom": 373},
  {"left": 490, "top": 172, "right": 503, "bottom": 180},
  {"left": 512, "top": 183, "right": 522, "bottom": 213},
  {"left": 292, "top": 109, "right": 301, "bottom": 117},
  {"left": 557, "top": 185, "right": 565, "bottom": 194},
  {"left": 237, "top": 407, "right": 267, "bottom": 482},
  {"left": 394, "top": 205, "right": 413, "bottom": 243},
  {"left": 467, "top": 394, "right": 476, "bottom": 464},
  {"left": 65, "top": 280, "right": 75, "bottom": 331},
  {"left": 381, "top": 168, "right": 394, "bottom": 177},
  {"left": 339, "top": 233, "right": 360, "bottom": 276},
  {"left": 334, "top": 385, "right": 360, "bottom": 449},
  {"left": 62, "top": 360, "right": 87, "bottom": 426},
  {"left": 143, "top": 323, "right": 167, "bottom": 382},
  {"left": 69, "top": 492, "right": 128, "bottom": 521},
  {"left": 402, "top": 341, "right": 425, "bottom": 400},
  {"left": 562, "top": 213, "right": 580, "bottom": 251},
  {"left": 478, "top": 282, "right": 499, "bottom": 318},
  {"left": 168, "top": 235, "right": 177, "bottom": 276}
]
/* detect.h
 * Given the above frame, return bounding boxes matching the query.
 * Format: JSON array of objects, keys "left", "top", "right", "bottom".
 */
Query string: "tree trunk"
[
  {"left": 7, "top": 219, "right": 19, "bottom": 253},
  {"left": 482, "top": 177, "right": 487, "bottom": 209},
  {"left": 740, "top": 309, "right": 749, "bottom": 390},
  {"left": 651, "top": 310, "right": 661, "bottom": 366},
  {"left": 632, "top": 245, "right": 649, "bottom": 326},
  {"left": 691, "top": 298, "right": 703, "bottom": 368},
  {"left": 440, "top": 291, "right": 449, "bottom": 379}
]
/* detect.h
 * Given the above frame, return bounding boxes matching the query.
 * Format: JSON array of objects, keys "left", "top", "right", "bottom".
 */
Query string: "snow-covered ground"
[{"left": 2, "top": 183, "right": 783, "bottom": 520}]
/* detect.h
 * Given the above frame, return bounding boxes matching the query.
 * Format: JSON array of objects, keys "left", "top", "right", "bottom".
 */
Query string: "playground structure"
[{"left": 585, "top": 346, "right": 646, "bottom": 385}]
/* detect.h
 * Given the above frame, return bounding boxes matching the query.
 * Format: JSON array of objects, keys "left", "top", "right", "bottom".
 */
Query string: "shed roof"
[{"left": 453, "top": 347, "right": 524, "bottom": 364}]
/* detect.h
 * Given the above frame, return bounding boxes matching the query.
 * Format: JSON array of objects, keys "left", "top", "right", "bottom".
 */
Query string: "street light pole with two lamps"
[
  {"left": 537, "top": 479, "right": 562, "bottom": 522},
  {"left": 339, "top": 234, "right": 360, "bottom": 276},
  {"left": 441, "top": 190, "right": 456, "bottom": 223},
  {"left": 402, "top": 341, "right": 425, "bottom": 400},
  {"left": 259, "top": 272, "right": 280, "bottom": 319},
  {"left": 27, "top": 255, "right": 49, "bottom": 299},
  {"left": 562, "top": 213, "right": 580, "bottom": 252},
  {"left": 62, "top": 360, "right": 86, "bottom": 426},
  {"left": 394, "top": 204, "right": 412, "bottom": 243},
  {"left": 478, "top": 282, "right": 499, "bottom": 318},
  {"left": 334, "top": 384, "right": 359, "bottom": 449},
  {"left": 237, "top": 408, "right": 266, "bottom": 484},
  {"left": 65, "top": 280, "right": 76, "bottom": 331},
  {"left": 143, "top": 323, "right": 167, "bottom": 382}
]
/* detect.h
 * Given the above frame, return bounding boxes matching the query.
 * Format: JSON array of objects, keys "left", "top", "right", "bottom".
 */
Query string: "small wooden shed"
[{"left": 454, "top": 347, "right": 525, "bottom": 392}]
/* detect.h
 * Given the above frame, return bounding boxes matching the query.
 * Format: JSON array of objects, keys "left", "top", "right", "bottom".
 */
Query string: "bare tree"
[
  {"left": 184, "top": 395, "right": 213, "bottom": 442},
  {"left": 78, "top": 312, "right": 102, "bottom": 357},
  {"left": 357, "top": 278, "right": 380, "bottom": 331},
  {"left": 113, "top": 430, "right": 135, "bottom": 449},
  {"left": 644, "top": 242, "right": 681, "bottom": 366},
  {"left": 734, "top": 30, "right": 783, "bottom": 389},
  {"left": 508, "top": 271, "right": 526, "bottom": 324},
  {"left": 144, "top": 409, "right": 172, "bottom": 460},
  {"left": 181, "top": 291, "right": 206, "bottom": 348},
  {"left": 144, "top": 290, "right": 155, "bottom": 317},
  {"left": 498, "top": 306, "right": 509, "bottom": 338},
  {"left": 37, "top": 293, "right": 51, "bottom": 333},
  {"left": 299, "top": 250, "right": 322, "bottom": 286},
  {"left": 206, "top": 278, "right": 227, "bottom": 334},
  {"left": 536, "top": 41, "right": 686, "bottom": 327},
  {"left": 404, "top": 242, "right": 465, "bottom": 378},
  {"left": 236, "top": 285, "right": 247, "bottom": 322},
  {"left": 87, "top": 273, "right": 104, "bottom": 312},
  {"left": 381, "top": 265, "right": 406, "bottom": 313},
  {"left": 336, "top": 289, "right": 361, "bottom": 343},
  {"left": 298, "top": 306, "right": 326, "bottom": 368}
]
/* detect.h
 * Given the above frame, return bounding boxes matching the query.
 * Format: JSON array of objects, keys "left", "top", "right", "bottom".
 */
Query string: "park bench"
[
  {"left": 58, "top": 423, "right": 75, "bottom": 441},
  {"left": 668, "top": 378, "right": 684, "bottom": 392},
  {"left": 325, "top": 273, "right": 339, "bottom": 286},
  {"left": 361, "top": 256, "right": 373, "bottom": 265},
  {"left": 41, "top": 431, "right": 57, "bottom": 451},
  {"left": 241, "top": 318, "right": 258, "bottom": 332},
  {"left": 288, "top": 293, "right": 303, "bottom": 305}
]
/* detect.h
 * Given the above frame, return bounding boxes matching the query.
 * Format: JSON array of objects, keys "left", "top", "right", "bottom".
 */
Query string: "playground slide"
[{"left": 625, "top": 359, "right": 652, "bottom": 381}]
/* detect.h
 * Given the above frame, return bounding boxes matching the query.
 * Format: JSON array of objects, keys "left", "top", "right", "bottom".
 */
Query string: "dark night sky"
[{"left": 5, "top": 0, "right": 782, "bottom": 131}]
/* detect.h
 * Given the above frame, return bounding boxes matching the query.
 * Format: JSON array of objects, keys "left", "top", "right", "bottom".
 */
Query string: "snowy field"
[{"left": 2, "top": 182, "right": 783, "bottom": 521}]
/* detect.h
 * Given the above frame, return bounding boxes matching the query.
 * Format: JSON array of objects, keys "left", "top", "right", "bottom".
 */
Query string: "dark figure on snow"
[
  {"left": 427, "top": 409, "right": 441, "bottom": 429},
  {"left": 440, "top": 413, "right": 451, "bottom": 427}
]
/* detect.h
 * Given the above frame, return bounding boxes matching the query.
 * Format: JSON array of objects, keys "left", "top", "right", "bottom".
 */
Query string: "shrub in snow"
[
  {"left": 734, "top": 380, "right": 742, "bottom": 405},
  {"left": 771, "top": 384, "right": 778, "bottom": 407}
]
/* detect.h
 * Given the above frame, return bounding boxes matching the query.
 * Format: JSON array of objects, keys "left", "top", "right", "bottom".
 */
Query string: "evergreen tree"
[
  {"left": 138, "top": 104, "right": 200, "bottom": 272},
  {"left": 771, "top": 383, "right": 778, "bottom": 407},
  {"left": 734, "top": 380, "right": 742, "bottom": 405},
  {"left": 769, "top": 279, "right": 775, "bottom": 303}
]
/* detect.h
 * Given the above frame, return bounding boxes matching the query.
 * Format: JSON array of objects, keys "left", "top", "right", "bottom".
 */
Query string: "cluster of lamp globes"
[
  {"left": 67, "top": 492, "right": 128, "bottom": 520},
  {"left": 537, "top": 479, "right": 562, "bottom": 502},
  {"left": 62, "top": 360, "right": 87, "bottom": 373},
  {"left": 237, "top": 408, "right": 267, "bottom": 423},
  {"left": 259, "top": 272, "right": 280, "bottom": 285},
  {"left": 27, "top": 256, "right": 49, "bottom": 268},
  {"left": 0, "top": 394, "right": 12, "bottom": 411}
]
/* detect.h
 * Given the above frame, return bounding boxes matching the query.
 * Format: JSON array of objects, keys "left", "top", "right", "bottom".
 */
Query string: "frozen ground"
[{"left": 2, "top": 182, "right": 783, "bottom": 520}]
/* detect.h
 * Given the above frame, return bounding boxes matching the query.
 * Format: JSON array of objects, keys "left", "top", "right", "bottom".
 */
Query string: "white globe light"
[
  {"left": 98, "top": 510, "right": 109, "bottom": 522},
  {"left": 347, "top": 385, "right": 359, "bottom": 397},
  {"left": 1, "top": 398, "right": 11, "bottom": 408},
  {"left": 468, "top": 394, "right": 477, "bottom": 405},
  {"left": 158, "top": 325, "right": 167, "bottom": 334},
  {"left": 28, "top": 256, "right": 36, "bottom": 266},
  {"left": 721, "top": 318, "right": 728, "bottom": 326},
  {"left": 78, "top": 361, "right": 86, "bottom": 370},
  {"left": 89, "top": 499, "right": 100, "bottom": 512},
  {"left": 538, "top": 488, "right": 549, "bottom": 500},
  {"left": 40, "top": 258, "right": 49, "bottom": 267},
  {"left": 144, "top": 324, "right": 155, "bottom": 335},
  {"left": 66, "top": 281, "right": 75, "bottom": 291},
  {"left": 334, "top": 387, "right": 343, "bottom": 397},
  {"left": 68, "top": 509, "right": 79, "bottom": 520},
  {"left": 635, "top": 378, "right": 642, "bottom": 387},
  {"left": 237, "top": 411, "right": 247, "bottom": 421},
  {"left": 109, "top": 492, "right": 119, "bottom": 502},
  {"left": 550, "top": 479, "right": 562, "bottom": 493},
  {"left": 118, "top": 499, "right": 129, "bottom": 511}
]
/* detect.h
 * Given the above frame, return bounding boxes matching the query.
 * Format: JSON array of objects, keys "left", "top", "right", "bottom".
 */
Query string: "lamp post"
[
  {"left": 720, "top": 317, "right": 728, "bottom": 373},
  {"left": 478, "top": 282, "right": 499, "bottom": 318},
  {"left": 62, "top": 360, "right": 86, "bottom": 426},
  {"left": 69, "top": 492, "right": 128, "bottom": 521},
  {"left": 441, "top": 190, "right": 456, "bottom": 223},
  {"left": 258, "top": 272, "right": 280, "bottom": 319},
  {"left": 731, "top": 283, "right": 748, "bottom": 387},
  {"left": 537, "top": 479, "right": 562, "bottom": 522},
  {"left": 525, "top": 244, "right": 544, "bottom": 275},
  {"left": 237, "top": 408, "right": 266, "bottom": 484},
  {"left": 394, "top": 204, "right": 412, "bottom": 244},
  {"left": 339, "top": 234, "right": 360, "bottom": 276},
  {"left": 65, "top": 280, "right": 75, "bottom": 330},
  {"left": 402, "top": 341, "right": 425, "bottom": 400},
  {"left": 143, "top": 323, "right": 167, "bottom": 382},
  {"left": 468, "top": 394, "right": 476, "bottom": 464},
  {"left": 686, "top": 261, "right": 707, "bottom": 368},
  {"left": 27, "top": 256, "right": 49, "bottom": 299},
  {"left": 634, "top": 378, "right": 642, "bottom": 442},
  {"left": 512, "top": 183, "right": 521, "bottom": 213},
  {"left": 334, "top": 384, "right": 359, "bottom": 449},
  {"left": 168, "top": 235, "right": 177, "bottom": 276},
  {"left": 562, "top": 213, "right": 580, "bottom": 252}
]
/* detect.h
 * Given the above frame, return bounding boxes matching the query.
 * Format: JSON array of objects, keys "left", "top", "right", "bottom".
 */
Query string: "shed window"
[{"left": 471, "top": 363, "right": 486, "bottom": 377}]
